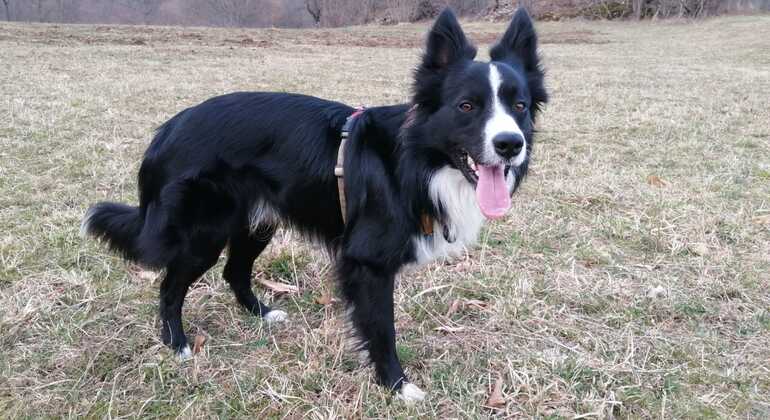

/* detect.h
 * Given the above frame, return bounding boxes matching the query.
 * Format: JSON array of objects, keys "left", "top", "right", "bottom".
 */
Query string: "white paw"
[
  {"left": 263, "top": 309, "right": 288, "bottom": 324},
  {"left": 397, "top": 383, "right": 426, "bottom": 404},
  {"left": 177, "top": 345, "right": 192, "bottom": 361}
]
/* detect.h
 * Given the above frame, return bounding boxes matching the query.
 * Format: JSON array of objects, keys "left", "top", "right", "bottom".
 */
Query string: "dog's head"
[{"left": 410, "top": 8, "right": 547, "bottom": 219}]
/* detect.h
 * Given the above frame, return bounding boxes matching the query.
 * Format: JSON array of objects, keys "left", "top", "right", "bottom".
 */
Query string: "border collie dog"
[{"left": 82, "top": 8, "right": 546, "bottom": 401}]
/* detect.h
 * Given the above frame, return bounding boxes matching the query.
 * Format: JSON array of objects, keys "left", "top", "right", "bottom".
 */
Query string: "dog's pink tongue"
[{"left": 476, "top": 165, "right": 511, "bottom": 219}]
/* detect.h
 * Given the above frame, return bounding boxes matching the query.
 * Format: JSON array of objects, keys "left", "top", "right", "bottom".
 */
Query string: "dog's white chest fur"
[{"left": 412, "top": 166, "right": 487, "bottom": 264}]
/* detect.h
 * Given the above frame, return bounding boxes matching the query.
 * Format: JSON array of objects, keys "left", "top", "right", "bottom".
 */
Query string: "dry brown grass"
[{"left": 1, "top": 15, "right": 769, "bottom": 418}]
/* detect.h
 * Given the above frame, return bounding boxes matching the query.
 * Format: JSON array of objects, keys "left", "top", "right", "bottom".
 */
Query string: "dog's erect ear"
[
  {"left": 421, "top": 8, "right": 476, "bottom": 71},
  {"left": 412, "top": 9, "right": 477, "bottom": 110},
  {"left": 490, "top": 8, "right": 547, "bottom": 117},
  {"left": 490, "top": 8, "right": 539, "bottom": 72}
]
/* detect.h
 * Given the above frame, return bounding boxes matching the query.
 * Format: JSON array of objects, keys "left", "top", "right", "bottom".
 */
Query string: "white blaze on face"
[{"left": 483, "top": 63, "right": 527, "bottom": 166}]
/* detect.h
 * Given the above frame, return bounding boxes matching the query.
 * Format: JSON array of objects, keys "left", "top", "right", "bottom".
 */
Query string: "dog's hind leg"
[
  {"left": 223, "top": 225, "right": 286, "bottom": 323},
  {"left": 159, "top": 236, "right": 226, "bottom": 359}
]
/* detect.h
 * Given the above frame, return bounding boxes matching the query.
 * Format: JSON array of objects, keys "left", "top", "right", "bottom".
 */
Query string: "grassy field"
[{"left": 1, "top": 15, "right": 769, "bottom": 418}]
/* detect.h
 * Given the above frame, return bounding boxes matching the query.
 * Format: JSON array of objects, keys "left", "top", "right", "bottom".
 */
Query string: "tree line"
[
  {"left": 1, "top": 0, "right": 767, "bottom": 26},
  {"left": 0, "top": 0, "right": 493, "bottom": 27},
  {"left": 1, "top": 0, "right": 310, "bottom": 26}
]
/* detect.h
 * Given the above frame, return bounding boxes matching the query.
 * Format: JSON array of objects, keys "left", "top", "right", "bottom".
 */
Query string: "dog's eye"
[
  {"left": 514, "top": 102, "right": 527, "bottom": 112},
  {"left": 458, "top": 102, "right": 474, "bottom": 112}
]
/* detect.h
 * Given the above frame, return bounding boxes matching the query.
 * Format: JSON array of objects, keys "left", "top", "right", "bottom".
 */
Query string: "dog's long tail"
[
  {"left": 81, "top": 114, "right": 183, "bottom": 268},
  {"left": 81, "top": 202, "right": 144, "bottom": 263}
]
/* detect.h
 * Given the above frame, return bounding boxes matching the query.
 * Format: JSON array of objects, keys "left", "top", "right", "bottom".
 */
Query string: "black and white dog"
[{"left": 82, "top": 8, "right": 546, "bottom": 401}]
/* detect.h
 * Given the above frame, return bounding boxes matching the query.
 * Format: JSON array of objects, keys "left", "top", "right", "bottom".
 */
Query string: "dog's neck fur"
[
  {"left": 393, "top": 105, "right": 492, "bottom": 264},
  {"left": 351, "top": 103, "right": 513, "bottom": 265}
]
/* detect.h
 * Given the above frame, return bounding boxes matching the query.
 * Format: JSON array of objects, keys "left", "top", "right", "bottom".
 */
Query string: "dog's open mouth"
[
  {"left": 450, "top": 149, "right": 479, "bottom": 186},
  {"left": 450, "top": 149, "right": 512, "bottom": 219}
]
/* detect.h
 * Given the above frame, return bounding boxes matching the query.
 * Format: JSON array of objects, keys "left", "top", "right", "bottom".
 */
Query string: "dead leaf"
[
  {"left": 463, "top": 299, "right": 488, "bottom": 310},
  {"left": 752, "top": 215, "right": 770, "bottom": 225},
  {"left": 446, "top": 299, "right": 488, "bottom": 318},
  {"left": 258, "top": 278, "right": 299, "bottom": 294},
  {"left": 192, "top": 335, "right": 207, "bottom": 355},
  {"left": 434, "top": 325, "right": 465, "bottom": 333},
  {"left": 486, "top": 377, "right": 506, "bottom": 408},
  {"left": 646, "top": 175, "right": 666, "bottom": 187},
  {"left": 137, "top": 270, "right": 157, "bottom": 281},
  {"left": 690, "top": 243, "right": 709, "bottom": 256},
  {"left": 445, "top": 299, "right": 461, "bottom": 317},
  {"left": 315, "top": 292, "right": 337, "bottom": 305}
]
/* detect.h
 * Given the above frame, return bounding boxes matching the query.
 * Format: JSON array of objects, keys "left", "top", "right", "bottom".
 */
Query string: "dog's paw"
[
  {"left": 263, "top": 309, "right": 288, "bottom": 324},
  {"left": 177, "top": 345, "right": 193, "bottom": 361},
  {"left": 397, "top": 383, "right": 427, "bottom": 404}
]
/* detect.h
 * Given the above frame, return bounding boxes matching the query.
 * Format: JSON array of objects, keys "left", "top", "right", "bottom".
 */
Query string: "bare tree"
[
  {"left": 305, "top": 0, "right": 321, "bottom": 25},
  {"left": 444, "top": 0, "right": 489, "bottom": 15},
  {"left": 29, "top": 0, "right": 54, "bottom": 22},
  {"left": 120, "top": 0, "right": 162, "bottom": 24},
  {"left": 2, "top": 0, "right": 10, "bottom": 20},
  {"left": 200, "top": 0, "right": 266, "bottom": 26},
  {"left": 303, "top": 0, "right": 376, "bottom": 27}
]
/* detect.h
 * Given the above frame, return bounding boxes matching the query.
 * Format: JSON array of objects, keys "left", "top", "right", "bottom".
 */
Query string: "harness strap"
[
  {"left": 335, "top": 108, "right": 365, "bottom": 224},
  {"left": 335, "top": 106, "right": 434, "bottom": 236}
]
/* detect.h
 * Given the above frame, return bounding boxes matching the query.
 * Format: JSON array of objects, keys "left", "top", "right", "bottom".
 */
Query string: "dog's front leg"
[{"left": 337, "top": 257, "right": 426, "bottom": 402}]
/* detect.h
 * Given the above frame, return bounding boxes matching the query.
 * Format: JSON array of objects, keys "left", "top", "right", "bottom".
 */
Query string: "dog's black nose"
[{"left": 492, "top": 133, "right": 524, "bottom": 159}]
